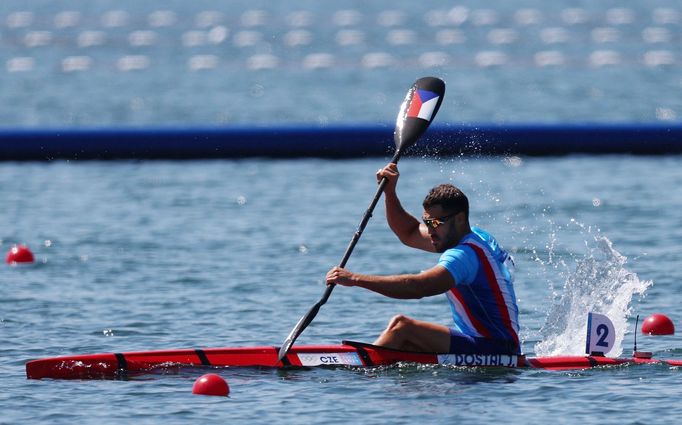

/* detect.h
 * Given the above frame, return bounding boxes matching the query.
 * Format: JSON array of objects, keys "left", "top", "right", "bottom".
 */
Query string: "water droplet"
[
  {"left": 130, "top": 97, "right": 145, "bottom": 111},
  {"left": 250, "top": 84, "right": 265, "bottom": 97},
  {"left": 656, "top": 107, "right": 676, "bottom": 121},
  {"left": 504, "top": 156, "right": 523, "bottom": 167},
  {"left": 208, "top": 26, "right": 229, "bottom": 44}
]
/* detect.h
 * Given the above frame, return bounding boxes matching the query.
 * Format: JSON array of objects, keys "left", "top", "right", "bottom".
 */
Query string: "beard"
[{"left": 430, "top": 228, "right": 460, "bottom": 252}]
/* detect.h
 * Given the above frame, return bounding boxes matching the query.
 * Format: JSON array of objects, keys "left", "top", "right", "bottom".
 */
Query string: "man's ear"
[{"left": 454, "top": 211, "right": 467, "bottom": 226}]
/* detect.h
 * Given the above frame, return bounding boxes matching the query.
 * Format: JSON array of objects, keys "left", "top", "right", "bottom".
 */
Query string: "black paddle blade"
[{"left": 394, "top": 77, "right": 445, "bottom": 151}]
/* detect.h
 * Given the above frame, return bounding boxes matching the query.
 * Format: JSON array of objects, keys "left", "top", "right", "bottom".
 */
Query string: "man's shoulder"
[
  {"left": 438, "top": 243, "right": 479, "bottom": 286},
  {"left": 466, "top": 227, "right": 511, "bottom": 265}
]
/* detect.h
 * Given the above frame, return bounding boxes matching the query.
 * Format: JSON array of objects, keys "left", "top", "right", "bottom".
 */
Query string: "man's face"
[{"left": 422, "top": 205, "right": 463, "bottom": 252}]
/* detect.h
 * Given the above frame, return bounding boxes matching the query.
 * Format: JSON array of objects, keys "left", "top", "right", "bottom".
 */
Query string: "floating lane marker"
[
  {"left": 192, "top": 374, "right": 230, "bottom": 397},
  {"left": 102, "top": 10, "right": 129, "bottom": 28},
  {"left": 77, "top": 31, "right": 106, "bottom": 48},
  {"left": 643, "top": 50, "right": 674, "bottom": 67},
  {"left": 436, "top": 29, "right": 465, "bottom": 45},
  {"left": 377, "top": 10, "right": 406, "bottom": 27},
  {"left": 246, "top": 54, "right": 279, "bottom": 70},
  {"left": 642, "top": 28, "right": 671, "bottom": 43},
  {"left": 6, "top": 57, "right": 35, "bottom": 73},
  {"left": 515, "top": 9, "right": 543, "bottom": 26},
  {"left": 286, "top": 11, "right": 313, "bottom": 27},
  {"left": 6, "top": 244, "right": 35, "bottom": 265},
  {"left": 606, "top": 8, "right": 635, "bottom": 25},
  {"left": 188, "top": 55, "right": 219, "bottom": 71},
  {"left": 54, "top": 11, "right": 81, "bottom": 28},
  {"left": 592, "top": 27, "right": 620, "bottom": 43},
  {"left": 128, "top": 31, "right": 158, "bottom": 47},
  {"left": 386, "top": 29, "right": 416, "bottom": 45},
  {"left": 148, "top": 10, "right": 177, "bottom": 28},
  {"left": 62, "top": 56, "right": 92, "bottom": 72},
  {"left": 475, "top": 51, "right": 508, "bottom": 67},
  {"left": 182, "top": 31, "right": 207, "bottom": 47},
  {"left": 336, "top": 29, "right": 364, "bottom": 46},
  {"left": 233, "top": 31, "right": 263, "bottom": 47},
  {"left": 642, "top": 313, "right": 675, "bottom": 335},
  {"left": 6, "top": 11, "right": 34, "bottom": 28},
  {"left": 652, "top": 8, "right": 679, "bottom": 24},
  {"left": 361, "top": 52, "right": 394, "bottom": 68},
  {"left": 589, "top": 50, "right": 621, "bottom": 67},
  {"left": 540, "top": 27, "right": 571, "bottom": 44},
  {"left": 284, "top": 30, "right": 313, "bottom": 47},
  {"left": 195, "top": 11, "right": 224, "bottom": 28},
  {"left": 241, "top": 10, "right": 268, "bottom": 27},
  {"left": 302, "top": 53, "right": 334, "bottom": 69},
  {"left": 117, "top": 55, "right": 150, "bottom": 72},
  {"left": 418, "top": 52, "right": 450, "bottom": 67},
  {"left": 24, "top": 31, "right": 52, "bottom": 48},
  {"left": 333, "top": 10, "right": 363, "bottom": 27},
  {"left": 488, "top": 28, "right": 518, "bottom": 44},
  {"left": 535, "top": 51, "right": 566, "bottom": 67}
]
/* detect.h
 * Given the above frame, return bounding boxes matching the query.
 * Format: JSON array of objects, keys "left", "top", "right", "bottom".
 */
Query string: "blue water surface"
[
  {"left": 2, "top": 156, "right": 682, "bottom": 424},
  {"left": 1, "top": 0, "right": 681, "bottom": 126},
  {"left": 2, "top": 1, "right": 682, "bottom": 423}
]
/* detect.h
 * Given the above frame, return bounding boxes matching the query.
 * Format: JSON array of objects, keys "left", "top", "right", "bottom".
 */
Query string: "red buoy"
[
  {"left": 5, "top": 244, "right": 35, "bottom": 265},
  {"left": 192, "top": 373, "right": 230, "bottom": 397},
  {"left": 641, "top": 313, "right": 675, "bottom": 335}
]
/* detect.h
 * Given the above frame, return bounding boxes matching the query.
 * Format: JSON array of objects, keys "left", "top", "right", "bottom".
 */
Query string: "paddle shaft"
[
  {"left": 277, "top": 150, "right": 403, "bottom": 360},
  {"left": 320, "top": 149, "right": 402, "bottom": 304}
]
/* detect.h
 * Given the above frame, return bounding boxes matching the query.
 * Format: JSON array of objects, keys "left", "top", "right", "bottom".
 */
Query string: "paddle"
[{"left": 277, "top": 77, "right": 446, "bottom": 362}]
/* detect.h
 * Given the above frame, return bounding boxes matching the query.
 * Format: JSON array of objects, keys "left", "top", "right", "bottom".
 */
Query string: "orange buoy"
[
  {"left": 5, "top": 244, "right": 35, "bottom": 265},
  {"left": 641, "top": 313, "right": 675, "bottom": 335},
  {"left": 192, "top": 373, "right": 230, "bottom": 397}
]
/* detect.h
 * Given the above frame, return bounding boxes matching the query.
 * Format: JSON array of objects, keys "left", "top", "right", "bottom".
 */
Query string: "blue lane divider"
[{"left": 1, "top": 123, "right": 681, "bottom": 160}]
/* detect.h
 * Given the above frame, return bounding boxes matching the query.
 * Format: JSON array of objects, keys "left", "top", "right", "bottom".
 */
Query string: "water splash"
[{"left": 534, "top": 235, "right": 652, "bottom": 357}]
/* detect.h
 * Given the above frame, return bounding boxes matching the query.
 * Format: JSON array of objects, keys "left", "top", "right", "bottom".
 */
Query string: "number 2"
[{"left": 596, "top": 324, "right": 609, "bottom": 347}]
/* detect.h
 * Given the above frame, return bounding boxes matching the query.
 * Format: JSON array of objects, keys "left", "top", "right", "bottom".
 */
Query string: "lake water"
[
  {"left": 2, "top": 0, "right": 682, "bottom": 423},
  {"left": 1, "top": 0, "right": 681, "bottom": 127},
  {"left": 2, "top": 156, "right": 682, "bottom": 424}
]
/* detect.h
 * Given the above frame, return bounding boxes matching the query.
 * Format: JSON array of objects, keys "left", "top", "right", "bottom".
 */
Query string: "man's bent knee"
[{"left": 386, "top": 314, "right": 413, "bottom": 331}]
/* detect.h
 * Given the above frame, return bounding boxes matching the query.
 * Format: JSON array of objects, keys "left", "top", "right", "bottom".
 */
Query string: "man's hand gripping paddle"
[{"left": 277, "top": 77, "right": 446, "bottom": 363}]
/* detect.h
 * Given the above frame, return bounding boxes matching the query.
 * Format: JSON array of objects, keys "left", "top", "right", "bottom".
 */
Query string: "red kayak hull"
[{"left": 25, "top": 340, "right": 682, "bottom": 379}]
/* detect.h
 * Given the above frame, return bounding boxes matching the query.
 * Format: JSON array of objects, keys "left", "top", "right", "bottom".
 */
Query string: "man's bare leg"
[{"left": 373, "top": 315, "right": 451, "bottom": 352}]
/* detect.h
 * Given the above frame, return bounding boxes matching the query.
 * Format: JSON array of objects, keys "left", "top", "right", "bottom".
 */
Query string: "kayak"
[{"left": 25, "top": 339, "right": 682, "bottom": 380}]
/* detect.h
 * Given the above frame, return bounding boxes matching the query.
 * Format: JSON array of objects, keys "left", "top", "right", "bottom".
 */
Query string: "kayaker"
[{"left": 325, "top": 162, "right": 520, "bottom": 354}]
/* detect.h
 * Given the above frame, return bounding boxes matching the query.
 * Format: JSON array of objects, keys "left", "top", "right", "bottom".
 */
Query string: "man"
[{"left": 326, "top": 163, "right": 520, "bottom": 354}]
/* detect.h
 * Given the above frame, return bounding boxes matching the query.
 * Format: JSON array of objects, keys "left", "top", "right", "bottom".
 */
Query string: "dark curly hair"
[{"left": 422, "top": 184, "right": 469, "bottom": 219}]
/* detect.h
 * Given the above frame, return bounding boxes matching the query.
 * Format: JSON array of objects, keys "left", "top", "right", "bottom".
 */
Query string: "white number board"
[{"left": 585, "top": 312, "right": 615, "bottom": 355}]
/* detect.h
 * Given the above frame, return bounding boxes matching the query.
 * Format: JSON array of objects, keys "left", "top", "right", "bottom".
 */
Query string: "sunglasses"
[{"left": 422, "top": 211, "right": 461, "bottom": 229}]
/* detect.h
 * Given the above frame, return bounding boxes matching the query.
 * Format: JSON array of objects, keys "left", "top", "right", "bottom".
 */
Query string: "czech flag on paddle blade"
[{"left": 406, "top": 89, "right": 440, "bottom": 122}]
